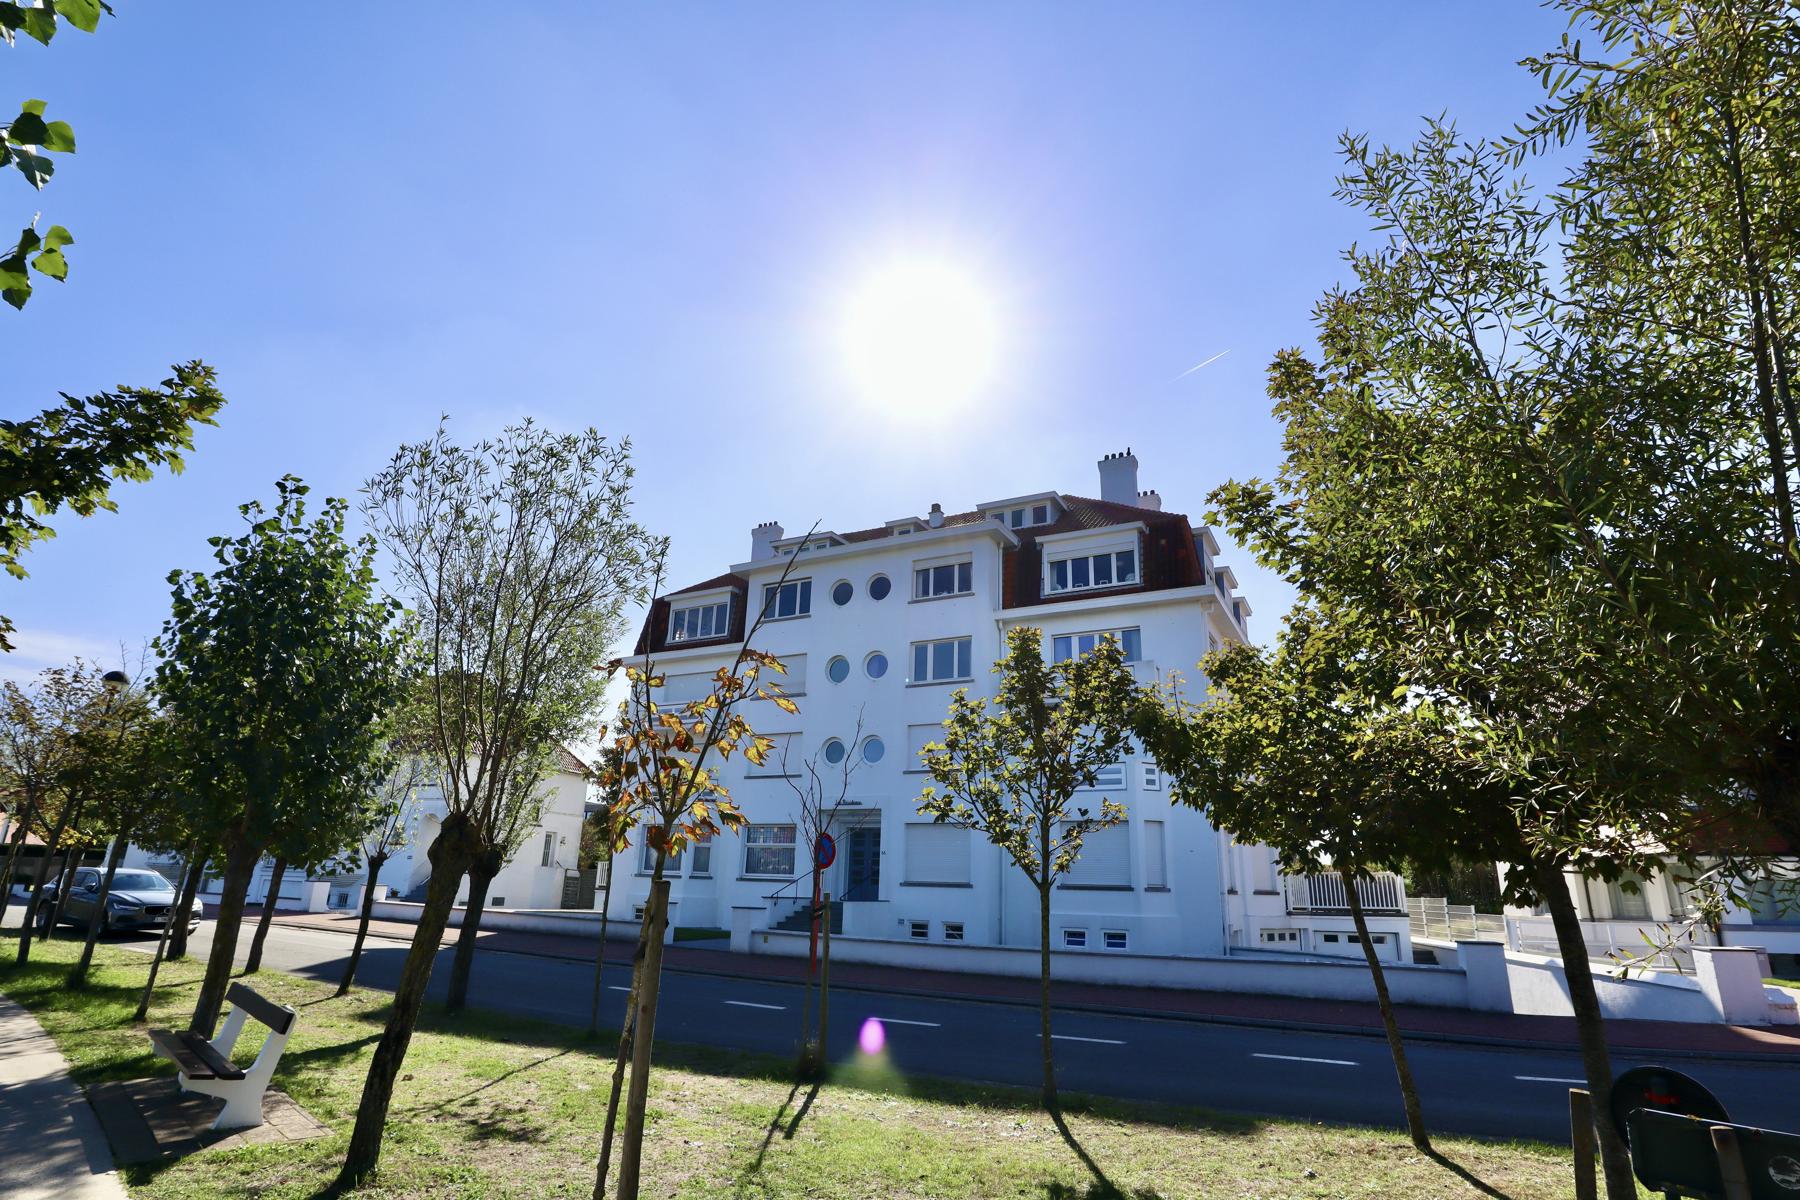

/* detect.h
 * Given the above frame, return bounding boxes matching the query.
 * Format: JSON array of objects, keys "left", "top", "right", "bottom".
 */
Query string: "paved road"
[{"left": 128, "top": 921, "right": 1800, "bottom": 1144}]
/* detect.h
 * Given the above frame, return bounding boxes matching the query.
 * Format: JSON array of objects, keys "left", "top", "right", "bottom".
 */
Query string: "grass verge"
[{"left": 0, "top": 934, "right": 1599, "bottom": 1199}]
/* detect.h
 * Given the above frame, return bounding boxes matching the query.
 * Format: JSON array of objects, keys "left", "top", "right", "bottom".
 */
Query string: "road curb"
[{"left": 271, "top": 915, "right": 1800, "bottom": 1065}]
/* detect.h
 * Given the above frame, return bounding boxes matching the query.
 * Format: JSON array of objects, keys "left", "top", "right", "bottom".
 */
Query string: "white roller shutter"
[
  {"left": 904, "top": 823, "right": 970, "bottom": 885},
  {"left": 1064, "top": 821, "right": 1129, "bottom": 887},
  {"left": 1143, "top": 820, "right": 1167, "bottom": 888}
]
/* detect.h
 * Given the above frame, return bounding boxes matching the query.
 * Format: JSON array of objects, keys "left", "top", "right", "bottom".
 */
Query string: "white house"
[
  {"left": 608, "top": 451, "right": 1414, "bottom": 965},
  {"left": 124, "top": 746, "right": 596, "bottom": 915}
]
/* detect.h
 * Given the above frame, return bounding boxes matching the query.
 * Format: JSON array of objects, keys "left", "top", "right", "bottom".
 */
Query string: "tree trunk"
[
  {"left": 338, "top": 812, "right": 482, "bottom": 1188},
  {"left": 0, "top": 795, "right": 40, "bottom": 926},
  {"left": 1536, "top": 860, "right": 1634, "bottom": 1200},
  {"left": 818, "top": 891, "right": 831, "bottom": 1066},
  {"left": 44, "top": 799, "right": 91, "bottom": 940},
  {"left": 1037, "top": 878, "right": 1057, "bottom": 1110},
  {"left": 69, "top": 832, "right": 130, "bottom": 988},
  {"left": 15, "top": 798, "right": 76, "bottom": 965},
  {"left": 136, "top": 842, "right": 198, "bottom": 1023},
  {"left": 594, "top": 888, "right": 657, "bottom": 1200},
  {"left": 587, "top": 854, "right": 615, "bottom": 1035},
  {"left": 242, "top": 857, "right": 287, "bottom": 975},
  {"left": 338, "top": 852, "right": 388, "bottom": 997},
  {"left": 616, "top": 878, "right": 671, "bottom": 1200},
  {"left": 189, "top": 838, "right": 261, "bottom": 1037},
  {"left": 169, "top": 853, "right": 206, "bottom": 961},
  {"left": 1343, "top": 869, "right": 1428, "bottom": 1149},
  {"left": 445, "top": 849, "right": 501, "bottom": 1014}
]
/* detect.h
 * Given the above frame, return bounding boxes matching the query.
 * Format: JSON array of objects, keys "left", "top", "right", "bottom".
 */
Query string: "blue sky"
[{"left": 3, "top": 2, "right": 1572, "bottom": 683}]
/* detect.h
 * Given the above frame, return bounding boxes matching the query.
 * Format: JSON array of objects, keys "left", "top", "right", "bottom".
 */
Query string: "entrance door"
[{"left": 843, "top": 825, "right": 881, "bottom": 901}]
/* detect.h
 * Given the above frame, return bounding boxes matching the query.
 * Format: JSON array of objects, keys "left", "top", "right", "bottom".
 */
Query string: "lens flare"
[{"left": 858, "top": 1016, "right": 886, "bottom": 1056}]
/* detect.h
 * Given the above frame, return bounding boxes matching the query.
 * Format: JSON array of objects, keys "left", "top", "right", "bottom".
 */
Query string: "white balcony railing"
[{"left": 1284, "top": 871, "right": 1406, "bottom": 916}]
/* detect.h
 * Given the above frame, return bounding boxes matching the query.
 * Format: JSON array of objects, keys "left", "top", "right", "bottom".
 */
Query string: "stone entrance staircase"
[{"left": 772, "top": 900, "right": 841, "bottom": 935}]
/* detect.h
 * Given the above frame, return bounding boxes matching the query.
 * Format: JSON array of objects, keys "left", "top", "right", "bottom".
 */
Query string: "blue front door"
[{"left": 843, "top": 826, "right": 880, "bottom": 902}]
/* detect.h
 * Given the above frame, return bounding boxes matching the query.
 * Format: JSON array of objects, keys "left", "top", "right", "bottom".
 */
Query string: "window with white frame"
[
  {"left": 1261, "top": 929, "right": 1300, "bottom": 945},
  {"left": 660, "top": 672, "right": 711, "bottom": 705},
  {"left": 690, "top": 837, "right": 712, "bottom": 877},
  {"left": 639, "top": 837, "right": 681, "bottom": 874},
  {"left": 742, "top": 824, "right": 797, "bottom": 877},
  {"left": 775, "top": 653, "right": 807, "bottom": 695},
  {"left": 1051, "top": 627, "right": 1142, "bottom": 663},
  {"left": 909, "top": 920, "right": 930, "bottom": 940},
  {"left": 1062, "top": 928, "right": 1088, "bottom": 948},
  {"left": 745, "top": 732, "right": 797, "bottom": 776},
  {"left": 1078, "top": 760, "right": 1126, "bottom": 790},
  {"left": 761, "top": 578, "right": 812, "bottom": 619},
  {"left": 913, "top": 558, "right": 973, "bottom": 599},
  {"left": 1103, "top": 930, "right": 1129, "bottom": 950},
  {"left": 911, "top": 636, "right": 973, "bottom": 683},
  {"left": 943, "top": 921, "right": 964, "bottom": 941},
  {"left": 992, "top": 503, "right": 1053, "bottom": 529},
  {"left": 1046, "top": 546, "right": 1137, "bottom": 594},
  {"left": 1143, "top": 820, "right": 1167, "bottom": 888},
  {"left": 1062, "top": 820, "right": 1130, "bottom": 887},
  {"left": 906, "top": 723, "right": 943, "bottom": 771},
  {"left": 540, "top": 831, "right": 555, "bottom": 867},
  {"left": 1140, "top": 760, "right": 1162, "bottom": 791},
  {"left": 904, "top": 823, "right": 970, "bottom": 885},
  {"left": 669, "top": 597, "right": 730, "bottom": 642}
]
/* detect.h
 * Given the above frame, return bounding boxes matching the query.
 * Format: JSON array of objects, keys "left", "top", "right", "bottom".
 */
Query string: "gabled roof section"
[
  {"left": 1000, "top": 495, "right": 1207, "bottom": 608},
  {"left": 635, "top": 574, "right": 749, "bottom": 655}
]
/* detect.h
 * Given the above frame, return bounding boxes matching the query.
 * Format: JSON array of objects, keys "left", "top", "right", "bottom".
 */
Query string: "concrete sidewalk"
[
  {"left": 0, "top": 993, "right": 131, "bottom": 1200},
  {"left": 261, "top": 906, "right": 1800, "bottom": 1060}
]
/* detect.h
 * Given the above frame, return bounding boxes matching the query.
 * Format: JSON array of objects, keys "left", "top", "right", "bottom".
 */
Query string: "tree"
[
  {"left": 2, "top": 366, "right": 226, "bottom": 651},
  {"left": 591, "top": 543, "right": 807, "bottom": 1200},
  {"left": 916, "top": 626, "right": 1138, "bottom": 1109},
  {"left": 154, "top": 476, "right": 407, "bottom": 1037},
  {"left": 339, "top": 746, "right": 434, "bottom": 997},
  {"left": 584, "top": 744, "right": 627, "bottom": 1037},
  {"left": 0, "top": 663, "right": 88, "bottom": 924},
  {"left": 1136, "top": 607, "right": 1529, "bottom": 1150},
  {"left": 341, "top": 420, "right": 655, "bottom": 1187}
]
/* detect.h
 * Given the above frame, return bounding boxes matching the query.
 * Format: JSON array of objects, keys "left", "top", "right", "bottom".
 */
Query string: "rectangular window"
[
  {"left": 691, "top": 838, "right": 712, "bottom": 877},
  {"left": 541, "top": 831, "right": 555, "bottom": 867},
  {"left": 1208, "top": 633, "right": 1221, "bottom": 656},
  {"left": 906, "top": 723, "right": 943, "bottom": 772},
  {"left": 943, "top": 921, "right": 964, "bottom": 941},
  {"left": 1261, "top": 929, "right": 1300, "bottom": 945},
  {"left": 1048, "top": 548, "right": 1137, "bottom": 594},
  {"left": 1144, "top": 820, "right": 1167, "bottom": 888},
  {"left": 1140, "top": 761, "right": 1162, "bottom": 790},
  {"left": 1062, "top": 928, "right": 1088, "bottom": 948},
  {"left": 904, "top": 823, "right": 970, "bottom": 885},
  {"left": 761, "top": 578, "right": 812, "bottom": 619},
  {"left": 776, "top": 653, "right": 807, "bottom": 696},
  {"left": 913, "top": 559, "right": 973, "bottom": 599},
  {"left": 911, "top": 636, "right": 973, "bottom": 683},
  {"left": 909, "top": 920, "right": 930, "bottom": 940},
  {"left": 1062, "top": 821, "right": 1129, "bottom": 887},
  {"left": 1051, "top": 627, "right": 1142, "bottom": 663},
  {"left": 639, "top": 837, "right": 681, "bottom": 874},
  {"left": 743, "top": 823, "right": 797, "bottom": 877},
  {"left": 660, "top": 672, "right": 711, "bottom": 705},
  {"left": 1080, "top": 761, "right": 1126, "bottom": 790},
  {"left": 1032, "top": 503, "right": 1050, "bottom": 525},
  {"left": 745, "top": 732, "right": 797, "bottom": 776},
  {"left": 1103, "top": 930, "right": 1129, "bottom": 951},
  {"left": 669, "top": 599, "right": 729, "bottom": 642}
]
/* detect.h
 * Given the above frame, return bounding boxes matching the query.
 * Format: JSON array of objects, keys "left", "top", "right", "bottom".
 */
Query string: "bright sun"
[{"left": 839, "top": 258, "right": 999, "bottom": 414}]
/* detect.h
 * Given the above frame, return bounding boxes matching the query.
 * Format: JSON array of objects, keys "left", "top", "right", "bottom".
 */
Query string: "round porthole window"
[
  {"left": 861, "top": 736, "right": 885, "bottom": 764},
  {"left": 868, "top": 574, "right": 892, "bottom": 601},
  {"left": 832, "top": 580, "right": 854, "bottom": 607},
  {"left": 823, "top": 738, "right": 847, "bottom": 765},
  {"left": 827, "top": 655, "right": 850, "bottom": 683},
  {"left": 865, "top": 652, "right": 888, "bottom": 679}
]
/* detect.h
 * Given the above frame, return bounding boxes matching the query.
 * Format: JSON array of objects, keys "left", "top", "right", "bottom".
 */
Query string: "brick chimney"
[{"left": 1098, "top": 449, "right": 1139, "bottom": 505}]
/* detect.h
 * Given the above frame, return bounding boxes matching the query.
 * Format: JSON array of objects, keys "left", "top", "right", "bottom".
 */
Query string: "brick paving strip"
[
  {"left": 260, "top": 907, "right": 1800, "bottom": 1061},
  {"left": 0, "top": 992, "right": 132, "bottom": 1200},
  {"left": 86, "top": 1077, "right": 329, "bottom": 1166}
]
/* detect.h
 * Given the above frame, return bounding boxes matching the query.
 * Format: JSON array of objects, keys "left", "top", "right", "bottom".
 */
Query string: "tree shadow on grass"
[
  {"left": 398, "top": 1048, "right": 573, "bottom": 1116},
  {"left": 1423, "top": 1148, "right": 1518, "bottom": 1200},
  {"left": 740, "top": 1079, "right": 823, "bottom": 1181},
  {"left": 1042, "top": 1105, "right": 1167, "bottom": 1200}
]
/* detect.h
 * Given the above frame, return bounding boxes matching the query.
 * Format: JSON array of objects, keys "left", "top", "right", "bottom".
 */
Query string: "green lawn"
[
  {"left": 1769, "top": 978, "right": 1800, "bottom": 989},
  {"left": 0, "top": 935, "right": 1602, "bottom": 1199}
]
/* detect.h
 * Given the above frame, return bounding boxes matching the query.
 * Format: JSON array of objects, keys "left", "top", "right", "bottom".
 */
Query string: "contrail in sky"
[{"left": 1172, "top": 349, "right": 1229, "bottom": 381}]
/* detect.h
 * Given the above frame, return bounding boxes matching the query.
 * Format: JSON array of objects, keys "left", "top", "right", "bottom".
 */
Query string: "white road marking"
[
  {"left": 1043, "top": 1034, "right": 1126, "bottom": 1045},
  {"left": 724, "top": 1000, "right": 786, "bottom": 1011},
  {"left": 1253, "top": 1053, "right": 1358, "bottom": 1066},
  {"left": 608, "top": 986, "right": 632, "bottom": 992},
  {"left": 865, "top": 1017, "right": 941, "bottom": 1028},
  {"left": 1515, "top": 1075, "right": 1587, "bottom": 1084}
]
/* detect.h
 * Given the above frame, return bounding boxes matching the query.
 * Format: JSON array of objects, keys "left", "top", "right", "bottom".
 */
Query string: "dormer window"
[
  {"left": 1047, "top": 547, "right": 1138, "bottom": 594},
  {"left": 669, "top": 598, "right": 730, "bottom": 642},
  {"left": 992, "top": 503, "right": 1053, "bottom": 528}
]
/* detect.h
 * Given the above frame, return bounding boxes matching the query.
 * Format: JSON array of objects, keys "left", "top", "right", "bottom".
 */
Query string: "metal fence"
[
  {"left": 1285, "top": 871, "right": 1406, "bottom": 915},
  {"left": 1407, "top": 896, "right": 1505, "bottom": 942}
]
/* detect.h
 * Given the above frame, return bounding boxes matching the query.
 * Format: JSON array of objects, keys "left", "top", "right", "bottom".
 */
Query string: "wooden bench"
[{"left": 149, "top": 982, "right": 297, "bottom": 1131}]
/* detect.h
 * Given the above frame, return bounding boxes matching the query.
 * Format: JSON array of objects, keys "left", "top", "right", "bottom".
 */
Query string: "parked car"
[{"left": 35, "top": 867, "right": 200, "bottom": 936}]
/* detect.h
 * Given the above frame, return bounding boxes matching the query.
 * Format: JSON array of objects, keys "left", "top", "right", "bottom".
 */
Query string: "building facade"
[{"left": 608, "top": 452, "right": 1412, "bottom": 964}]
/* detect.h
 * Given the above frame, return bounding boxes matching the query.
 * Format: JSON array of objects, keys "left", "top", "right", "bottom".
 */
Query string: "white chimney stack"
[
  {"left": 1137, "top": 489, "right": 1162, "bottom": 512},
  {"left": 751, "top": 520, "right": 784, "bottom": 561},
  {"left": 1098, "top": 449, "right": 1139, "bottom": 505},
  {"left": 926, "top": 502, "right": 945, "bottom": 529}
]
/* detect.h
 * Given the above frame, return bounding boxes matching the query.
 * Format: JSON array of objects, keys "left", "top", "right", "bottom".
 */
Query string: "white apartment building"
[{"left": 608, "top": 452, "right": 1413, "bottom": 965}]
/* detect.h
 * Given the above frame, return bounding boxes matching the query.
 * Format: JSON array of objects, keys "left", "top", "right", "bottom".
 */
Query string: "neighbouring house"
[
  {"left": 1503, "top": 858, "right": 1800, "bottom": 977},
  {"left": 608, "top": 450, "right": 1414, "bottom": 965},
  {"left": 122, "top": 746, "right": 596, "bottom": 915}
]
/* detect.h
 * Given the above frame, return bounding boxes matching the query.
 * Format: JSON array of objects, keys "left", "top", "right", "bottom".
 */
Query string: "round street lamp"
[{"left": 101, "top": 670, "right": 128, "bottom": 694}]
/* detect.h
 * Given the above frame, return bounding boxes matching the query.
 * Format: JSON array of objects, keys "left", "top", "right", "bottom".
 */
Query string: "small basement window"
[
  {"left": 1103, "top": 930, "right": 1128, "bottom": 951},
  {"left": 909, "top": 920, "right": 930, "bottom": 940},
  {"left": 1260, "top": 929, "right": 1300, "bottom": 945},
  {"left": 1321, "top": 932, "right": 1340, "bottom": 943},
  {"left": 943, "top": 922, "right": 964, "bottom": 942},
  {"left": 1062, "top": 928, "right": 1088, "bottom": 949}
]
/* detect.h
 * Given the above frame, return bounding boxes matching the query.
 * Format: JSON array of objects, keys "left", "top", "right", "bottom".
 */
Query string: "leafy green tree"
[
  {"left": 916, "top": 626, "right": 1138, "bottom": 1110},
  {"left": 0, "top": 0, "right": 106, "bottom": 309},
  {"left": 154, "top": 476, "right": 408, "bottom": 1037},
  {"left": 2, "top": 364, "right": 225, "bottom": 650},
  {"left": 342, "top": 420, "right": 655, "bottom": 1187},
  {"left": 0, "top": 663, "right": 88, "bottom": 924},
  {"left": 1137, "top": 608, "right": 1529, "bottom": 1150},
  {"left": 338, "top": 739, "right": 435, "bottom": 997}
]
